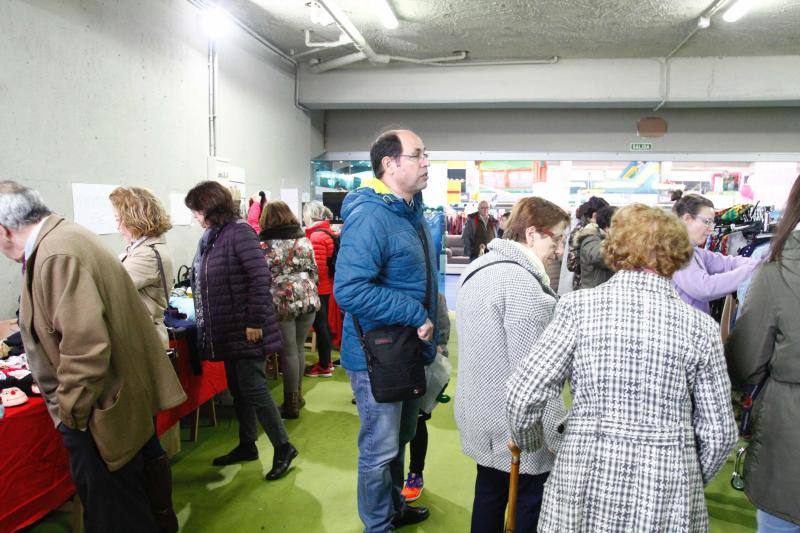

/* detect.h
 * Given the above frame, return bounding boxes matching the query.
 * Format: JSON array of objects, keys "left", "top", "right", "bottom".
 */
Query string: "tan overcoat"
[
  {"left": 19, "top": 217, "right": 186, "bottom": 471},
  {"left": 119, "top": 236, "right": 174, "bottom": 350}
]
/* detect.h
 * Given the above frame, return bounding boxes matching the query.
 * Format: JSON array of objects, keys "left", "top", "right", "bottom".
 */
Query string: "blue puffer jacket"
[{"left": 334, "top": 178, "right": 439, "bottom": 372}]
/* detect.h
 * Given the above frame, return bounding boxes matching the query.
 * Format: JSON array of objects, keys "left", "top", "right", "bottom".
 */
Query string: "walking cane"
[{"left": 505, "top": 443, "right": 521, "bottom": 533}]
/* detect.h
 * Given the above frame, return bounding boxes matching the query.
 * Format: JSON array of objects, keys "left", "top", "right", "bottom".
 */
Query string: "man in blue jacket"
[{"left": 334, "top": 129, "right": 438, "bottom": 532}]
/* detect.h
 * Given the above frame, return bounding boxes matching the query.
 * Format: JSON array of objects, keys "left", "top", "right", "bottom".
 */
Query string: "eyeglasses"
[
  {"left": 397, "top": 152, "right": 430, "bottom": 161},
  {"left": 539, "top": 228, "right": 565, "bottom": 245},
  {"left": 693, "top": 215, "right": 715, "bottom": 228}
]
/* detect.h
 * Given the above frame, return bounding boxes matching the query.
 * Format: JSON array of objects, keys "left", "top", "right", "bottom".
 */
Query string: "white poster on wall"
[
  {"left": 280, "top": 188, "right": 300, "bottom": 219},
  {"left": 71, "top": 183, "right": 118, "bottom": 235},
  {"left": 169, "top": 192, "right": 193, "bottom": 226}
]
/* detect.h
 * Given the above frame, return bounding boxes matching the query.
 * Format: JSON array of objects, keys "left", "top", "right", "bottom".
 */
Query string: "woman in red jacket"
[{"left": 303, "top": 201, "right": 336, "bottom": 378}]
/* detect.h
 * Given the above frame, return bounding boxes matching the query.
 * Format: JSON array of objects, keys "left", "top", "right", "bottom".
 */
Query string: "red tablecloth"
[
  {"left": 0, "top": 338, "right": 226, "bottom": 532},
  {"left": 0, "top": 397, "right": 74, "bottom": 533},
  {"left": 156, "top": 337, "right": 227, "bottom": 434}
]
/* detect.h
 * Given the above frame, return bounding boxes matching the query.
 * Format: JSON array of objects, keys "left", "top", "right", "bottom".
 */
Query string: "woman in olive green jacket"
[{"left": 726, "top": 175, "right": 800, "bottom": 531}]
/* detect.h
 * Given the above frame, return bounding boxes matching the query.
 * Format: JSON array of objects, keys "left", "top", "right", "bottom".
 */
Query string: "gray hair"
[
  {"left": 302, "top": 201, "right": 332, "bottom": 224},
  {"left": 0, "top": 181, "right": 52, "bottom": 230}
]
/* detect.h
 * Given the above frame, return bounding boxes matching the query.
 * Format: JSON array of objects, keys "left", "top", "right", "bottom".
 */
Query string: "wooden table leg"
[
  {"left": 188, "top": 407, "right": 200, "bottom": 442},
  {"left": 208, "top": 398, "right": 217, "bottom": 427}
]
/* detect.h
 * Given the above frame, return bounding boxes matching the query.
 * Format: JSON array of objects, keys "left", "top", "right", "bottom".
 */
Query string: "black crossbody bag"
[{"left": 352, "top": 226, "right": 432, "bottom": 403}]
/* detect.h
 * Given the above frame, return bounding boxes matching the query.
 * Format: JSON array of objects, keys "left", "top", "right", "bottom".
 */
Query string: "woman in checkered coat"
[
  {"left": 506, "top": 204, "right": 737, "bottom": 532},
  {"left": 456, "top": 197, "right": 570, "bottom": 532}
]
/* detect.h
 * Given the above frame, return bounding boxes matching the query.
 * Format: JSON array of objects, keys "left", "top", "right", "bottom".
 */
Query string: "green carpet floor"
[{"left": 28, "top": 315, "right": 756, "bottom": 532}]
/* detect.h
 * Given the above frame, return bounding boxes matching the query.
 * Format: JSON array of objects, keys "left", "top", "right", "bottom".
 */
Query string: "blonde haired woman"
[
  {"left": 507, "top": 204, "right": 737, "bottom": 532},
  {"left": 110, "top": 186, "right": 174, "bottom": 349},
  {"left": 109, "top": 186, "right": 178, "bottom": 532}
]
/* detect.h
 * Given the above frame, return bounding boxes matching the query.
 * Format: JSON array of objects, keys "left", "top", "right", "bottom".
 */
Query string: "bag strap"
[
  {"left": 353, "top": 222, "right": 434, "bottom": 342},
  {"left": 148, "top": 244, "right": 177, "bottom": 344},
  {"left": 462, "top": 259, "right": 553, "bottom": 297},
  {"left": 148, "top": 245, "right": 171, "bottom": 300}
]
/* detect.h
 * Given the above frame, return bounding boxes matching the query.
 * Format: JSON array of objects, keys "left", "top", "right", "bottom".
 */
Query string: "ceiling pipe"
[
  {"left": 316, "top": 0, "right": 381, "bottom": 62},
  {"left": 653, "top": 0, "right": 731, "bottom": 111},
  {"left": 292, "top": 46, "right": 330, "bottom": 59},
  {"left": 310, "top": 51, "right": 368, "bottom": 73},
  {"left": 427, "top": 56, "right": 559, "bottom": 67},
  {"left": 304, "top": 29, "right": 351, "bottom": 48},
  {"left": 186, "top": 0, "right": 309, "bottom": 112}
]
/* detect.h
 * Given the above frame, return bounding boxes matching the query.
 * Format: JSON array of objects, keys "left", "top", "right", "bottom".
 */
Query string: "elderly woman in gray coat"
[
  {"left": 726, "top": 175, "right": 800, "bottom": 532},
  {"left": 507, "top": 204, "right": 737, "bottom": 532},
  {"left": 456, "top": 196, "right": 570, "bottom": 533}
]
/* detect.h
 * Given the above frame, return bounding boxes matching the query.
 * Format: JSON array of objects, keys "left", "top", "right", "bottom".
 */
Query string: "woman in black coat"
[{"left": 185, "top": 181, "right": 297, "bottom": 481}]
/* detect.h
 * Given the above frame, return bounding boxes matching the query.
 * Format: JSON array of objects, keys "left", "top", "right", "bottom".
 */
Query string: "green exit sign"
[{"left": 630, "top": 142, "right": 653, "bottom": 152}]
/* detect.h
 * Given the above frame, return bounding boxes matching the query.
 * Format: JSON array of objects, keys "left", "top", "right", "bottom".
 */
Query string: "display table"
[
  {"left": 0, "top": 321, "right": 226, "bottom": 531},
  {"left": 0, "top": 398, "right": 74, "bottom": 533},
  {"left": 156, "top": 332, "right": 227, "bottom": 436}
]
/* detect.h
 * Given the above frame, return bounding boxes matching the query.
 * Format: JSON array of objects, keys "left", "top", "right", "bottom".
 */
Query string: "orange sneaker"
[{"left": 401, "top": 472, "right": 424, "bottom": 502}]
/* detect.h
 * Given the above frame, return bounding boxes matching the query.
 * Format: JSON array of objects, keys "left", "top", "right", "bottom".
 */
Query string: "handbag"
[
  {"left": 353, "top": 226, "right": 433, "bottom": 403},
  {"left": 149, "top": 245, "right": 180, "bottom": 369},
  {"left": 419, "top": 351, "right": 452, "bottom": 414}
]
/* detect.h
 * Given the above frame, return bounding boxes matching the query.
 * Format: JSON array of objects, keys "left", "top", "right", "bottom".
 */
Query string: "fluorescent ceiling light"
[
  {"left": 200, "top": 6, "right": 233, "bottom": 38},
  {"left": 370, "top": 0, "right": 399, "bottom": 30},
  {"left": 723, "top": 0, "right": 755, "bottom": 23},
  {"left": 697, "top": 16, "right": 711, "bottom": 29}
]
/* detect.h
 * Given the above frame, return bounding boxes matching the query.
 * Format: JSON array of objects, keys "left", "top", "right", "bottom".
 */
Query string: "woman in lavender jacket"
[{"left": 672, "top": 194, "right": 761, "bottom": 314}]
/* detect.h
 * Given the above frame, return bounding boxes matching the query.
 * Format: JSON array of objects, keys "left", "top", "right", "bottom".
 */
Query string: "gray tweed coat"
[
  {"left": 507, "top": 270, "right": 737, "bottom": 532},
  {"left": 455, "top": 238, "right": 567, "bottom": 476}
]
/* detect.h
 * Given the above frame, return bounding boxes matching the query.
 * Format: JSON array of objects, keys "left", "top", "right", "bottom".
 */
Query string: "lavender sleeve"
[{"left": 673, "top": 247, "right": 761, "bottom": 303}]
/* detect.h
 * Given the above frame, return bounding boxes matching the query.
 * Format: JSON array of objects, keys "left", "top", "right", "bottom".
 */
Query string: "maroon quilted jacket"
[{"left": 195, "top": 220, "right": 282, "bottom": 360}]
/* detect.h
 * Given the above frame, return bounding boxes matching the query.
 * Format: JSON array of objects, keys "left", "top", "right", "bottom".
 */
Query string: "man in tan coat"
[{"left": 0, "top": 181, "right": 186, "bottom": 532}]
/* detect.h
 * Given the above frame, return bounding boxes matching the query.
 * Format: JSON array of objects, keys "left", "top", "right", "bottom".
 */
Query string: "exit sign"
[{"left": 630, "top": 142, "right": 653, "bottom": 152}]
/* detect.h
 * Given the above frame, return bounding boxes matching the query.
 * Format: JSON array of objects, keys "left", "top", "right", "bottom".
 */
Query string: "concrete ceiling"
[{"left": 216, "top": 0, "right": 800, "bottom": 64}]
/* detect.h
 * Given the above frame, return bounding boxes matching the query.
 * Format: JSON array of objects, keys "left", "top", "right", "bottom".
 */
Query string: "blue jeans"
[
  {"left": 348, "top": 370, "right": 421, "bottom": 533},
  {"left": 758, "top": 510, "right": 800, "bottom": 533}
]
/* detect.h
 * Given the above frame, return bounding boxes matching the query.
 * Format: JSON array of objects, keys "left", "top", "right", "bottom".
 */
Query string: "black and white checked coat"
[
  {"left": 506, "top": 270, "right": 737, "bottom": 532},
  {"left": 455, "top": 239, "right": 567, "bottom": 475}
]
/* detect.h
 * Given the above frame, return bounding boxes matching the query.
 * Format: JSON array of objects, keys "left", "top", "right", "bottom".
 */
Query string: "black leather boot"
[
  {"left": 279, "top": 391, "right": 301, "bottom": 420},
  {"left": 143, "top": 454, "right": 179, "bottom": 533},
  {"left": 265, "top": 442, "right": 298, "bottom": 481},
  {"left": 212, "top": 442, "right": 259, "bottom": 466}
]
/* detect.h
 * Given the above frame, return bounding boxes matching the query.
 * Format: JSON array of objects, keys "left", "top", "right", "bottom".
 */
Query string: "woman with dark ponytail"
[
  {"left": 247, "top": 191, "right": 267, "bottom": 233},
  {"left": 726, "top": 175, "right": 800, "bottom": 532}
]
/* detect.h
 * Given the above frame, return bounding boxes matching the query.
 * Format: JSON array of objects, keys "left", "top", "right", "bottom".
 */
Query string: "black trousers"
[
  {"left": 470, "top": 464, "right": 549, "bottom": 533},
  {"left": 312, "top": 294, "right": 332, "bottom": 367},
  {"left": 408, "top": 411, "right": 431, "bottom": 475},
  {"left": 59, "top": 424, "right": 157, "bottom": 533},
  {"left": 224, "top": 357, "right": 288, "bottom": 449}
]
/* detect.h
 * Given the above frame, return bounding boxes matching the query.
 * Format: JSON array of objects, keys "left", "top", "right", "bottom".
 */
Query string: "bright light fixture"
[
  {"left": 307, "top": 1, "right": 335, "bottom": 26},
  {"left": 723, "top": 0, "right": 755, "bottom": 23},
  {"left": 697, "top": 16, "right": 711, "bottom": 29},
  {"left": 369, "top": 0, "right": 399, "bottom": 30},
  {"left": 200, "top": 5, "right": 233, "bottom": 39}
]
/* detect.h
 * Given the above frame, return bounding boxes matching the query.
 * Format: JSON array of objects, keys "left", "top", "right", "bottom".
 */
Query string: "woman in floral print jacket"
[{"left": 260, "top": 201, "right": 320, "bottom": 419}]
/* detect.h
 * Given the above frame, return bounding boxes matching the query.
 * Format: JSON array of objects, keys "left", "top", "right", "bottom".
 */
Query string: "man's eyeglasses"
[
  {"left": 397, "top": 152, "right": 430, "bottom": 161},
  {"left": 694, "top": 215, "right": 715, "bottom": 228}
]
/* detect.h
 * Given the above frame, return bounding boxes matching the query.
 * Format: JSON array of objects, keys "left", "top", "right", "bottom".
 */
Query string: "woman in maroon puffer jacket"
[
  {"left": 185, "top": 181, "right": 297, "bottom": 481},
  {"left": 302, "top": 201, "right": 336, "bottom": 378}
]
